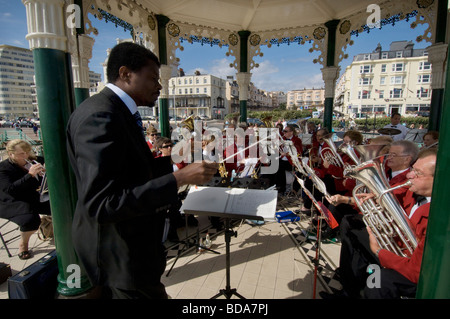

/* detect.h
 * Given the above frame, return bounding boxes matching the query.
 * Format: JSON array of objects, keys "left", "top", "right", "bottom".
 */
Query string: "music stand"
[
  {"left": 181, "top": 186, "right": 278, "bottom": 299},
  {"left": 211, "top": 218, "right": 245, "bottom": 299}
]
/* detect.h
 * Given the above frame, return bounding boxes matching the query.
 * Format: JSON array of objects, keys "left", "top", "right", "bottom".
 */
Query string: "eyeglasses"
[
  {"left": 282, "top": 130, "right": 291, "bottom": 133},
  {"left": 410, "top": 168, "right": 433, "bottom": 178},
  {"left": 161, "top": 144, "right": 173, "bottom": 149},
  {"left": 387, "top": 153, "right": 410, "bottom": 159},
  {"left": 149, "top": 133, "right": 157, "bottom": 136}
]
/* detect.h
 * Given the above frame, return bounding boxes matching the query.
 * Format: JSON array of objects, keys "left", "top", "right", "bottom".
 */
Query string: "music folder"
[{"left": 181, "top": 186, "right": 278, "bottom": 221}]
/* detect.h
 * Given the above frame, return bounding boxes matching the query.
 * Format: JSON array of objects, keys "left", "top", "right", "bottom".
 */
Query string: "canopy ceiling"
[{"left": 139, "top": 0, "right": 382, "bottom": 32}]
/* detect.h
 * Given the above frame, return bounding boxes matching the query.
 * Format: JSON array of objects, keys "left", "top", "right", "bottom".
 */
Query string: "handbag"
[{"left": 38, "top": 216, "right": 54, "bottom": 241}]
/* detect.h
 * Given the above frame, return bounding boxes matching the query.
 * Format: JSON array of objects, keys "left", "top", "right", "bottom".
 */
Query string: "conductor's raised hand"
[{"left": 173, "top": 161, "right": 219, "bottom": 187}]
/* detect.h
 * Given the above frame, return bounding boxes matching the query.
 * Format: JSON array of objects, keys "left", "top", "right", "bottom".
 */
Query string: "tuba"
[
  {"left": 320, "top": 133, "right": 345, "bottom": 168},
  {"left": 344, "top": 154, "right": 417, "bottom": 257}
]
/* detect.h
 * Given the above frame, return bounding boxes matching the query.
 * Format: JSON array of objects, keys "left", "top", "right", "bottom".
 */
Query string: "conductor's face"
[{"left": 121, "top": 60, "right": 162, "bottom": 107}]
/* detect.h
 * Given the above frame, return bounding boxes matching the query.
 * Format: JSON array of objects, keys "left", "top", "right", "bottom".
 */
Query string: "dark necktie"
[
  {"left": 413, "top": 194, "right": 427, "bottom": 206},
  {"left": 133, "top": 111, "right": 145, "bottom": 137}
]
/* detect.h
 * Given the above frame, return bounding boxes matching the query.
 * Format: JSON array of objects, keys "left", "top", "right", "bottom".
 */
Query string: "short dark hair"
[
  {"left": 106, "top": 42, "right": 161, "bottom": 83},
  {"left": 391, "top": 112, "right": 401, "bottom": 118}
]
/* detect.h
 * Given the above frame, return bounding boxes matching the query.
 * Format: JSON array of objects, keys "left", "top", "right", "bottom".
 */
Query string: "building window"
[
  {"left": 364, "top": 54, "right": 370, "bottom": 60},
  {"left": 380, "top": 77, "right": 386, "bottom": 85},
  {"left": 381, "top": 52, "right": 388, "bottom": 59},
  {"left": 360, "top": 65, "right": 372, "bottom": 73},
  {"left": 396, "top": 51, "right": 403, "bottom": 58},
  {"left": 418, "top": 62, "right": 431, "bottom": 71},
  {"left": 359, "top": 77, "right": 372, "bottom": 85},
  {"left": 381, "top": 64, "right": 386, "bottom": 73},
  {"left": 416, "top": 88, "right": 430, "bottom": 98},
  {"left": 203, "top": 77, "right": 207, "bottom": 83},
  {"left": 375, "top": 89, "right": 384, "bottom": 98},
  {"left": 204, "top": 88, "right": 207, "bottom": 93},
  {"left": 392, "top": 63, "right": 404, "bottom": 72},
  {"left": 390, "top": 88, "right": 403, "bottom": 98},
  {"left": 390, "top": 76, "right": 403, "bottom": 84},
  {"left": 418, "top": 74, "right": 431, "bottom": 83},
  {"left": 358, "top": 90, "right": 371, "bottom": 99},
  {"left": 196, "top": 88, "right": 199, "bottom": 93}
]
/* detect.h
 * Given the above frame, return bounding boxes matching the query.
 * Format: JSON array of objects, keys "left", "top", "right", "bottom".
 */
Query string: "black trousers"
[
  {"left": 363, "top": 268, "right": 417, "bottom": 299},
  {"left": 302, "top": 174, "right": 336, "bottom": 209},
  {"left": 338, "top": 214, "right": 379, "bottom": 298}
]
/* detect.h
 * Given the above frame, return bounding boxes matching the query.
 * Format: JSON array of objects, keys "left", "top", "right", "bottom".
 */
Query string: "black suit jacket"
[
  {"left": 67, "top": 87, "right": 177, "bottom": 290},
  {"left": 0, "top": 157, "right": 47, "bottom": 220}
]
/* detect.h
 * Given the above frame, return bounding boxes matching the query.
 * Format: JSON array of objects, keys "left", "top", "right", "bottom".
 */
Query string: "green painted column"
[
  {"left": 323, "top": 20, "right": 340, "bottom": 132},
  {"left": 33, "top": 49, "right": 91, "bottom": 296},
  {"left": 156, "top": 14, "right": 171, "bottom": 137},
  {"left": 416, "top": 39, "right": 450, "bottom": 299},
  {"left": 428, "top": 0, "right": 447, "bottom": 131},
  {"left": 238, "top": 31, "right": 251, "bottom": 123},
  {"left": 23, "top": 0, "right": 92, "bottom": 297},
  {"left": 74, "top": 88, "right": 90, "bottom": 107}
]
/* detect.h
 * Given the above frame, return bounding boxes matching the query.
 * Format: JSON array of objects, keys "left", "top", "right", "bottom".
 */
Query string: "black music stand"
[{"left": 211, "top": 218, "right": 245, "bottom": 299}]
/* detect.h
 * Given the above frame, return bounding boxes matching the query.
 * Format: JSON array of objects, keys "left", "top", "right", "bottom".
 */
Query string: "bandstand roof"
[{"left": 140, "top": 0, "right": 380, "bottom": 32}]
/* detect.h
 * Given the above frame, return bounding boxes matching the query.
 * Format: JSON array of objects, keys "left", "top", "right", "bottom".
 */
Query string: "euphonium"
[
  {"left": 320, "top": 133, "right": 345, "bottom": 168},
  {"left": 344, "top": 156, "right": 417, "bottom": 257}
]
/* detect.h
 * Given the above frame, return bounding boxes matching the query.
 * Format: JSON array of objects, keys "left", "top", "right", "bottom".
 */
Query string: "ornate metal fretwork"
[{"left": 335, "top": 0, "right": 438, "bottom": 65}]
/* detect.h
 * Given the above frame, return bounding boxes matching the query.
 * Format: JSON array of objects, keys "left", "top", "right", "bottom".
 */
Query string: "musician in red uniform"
[
  {"left": 275, "top": 125, "right": 303, "bottom": 194},
  {"left": 322, "top": 141, "right": 421, "bottom": 299},
  {"left": 364, "top": 148, "right": 436, "bottom": 298}
]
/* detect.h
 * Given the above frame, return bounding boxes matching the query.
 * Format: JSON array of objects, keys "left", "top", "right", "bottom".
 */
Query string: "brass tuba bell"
[{"left": 181, "top": 115, "right": 195, "bottom": 132}]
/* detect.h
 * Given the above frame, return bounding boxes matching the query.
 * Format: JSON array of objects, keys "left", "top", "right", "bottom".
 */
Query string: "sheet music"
[{"left": 181, "top": 186, "right": 277, "bottom": 220}]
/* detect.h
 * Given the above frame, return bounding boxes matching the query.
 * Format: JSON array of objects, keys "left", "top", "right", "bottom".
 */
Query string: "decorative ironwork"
[
  {"left": 249, "top": 34, "right": 261, "bottom": 46},
  {"left": 417, "top": 0, "right": 434, "bottom": 9},
  {"left": 339, "top": 20, "right": 351, "bottom": 34},
  {"left": 349, "top": 10, "right": 418, "bottom": 37},
  {"left": 147, "top": 14, "right": 156, "bottom": 30},
  {"left": 95, "top": 7, "right": 134, "bottom": 35},
  {"left": 313, "top": 27, "right": 326, "bottom": 40},
  {"left": 180, "top": 36, "right": 224, "bottom": 47},
  {"left": 167, "top": 23, "right": 180, "bottom": 37},
  {"left": 228, "top": 33, "right": 239, "bottom": 46}
]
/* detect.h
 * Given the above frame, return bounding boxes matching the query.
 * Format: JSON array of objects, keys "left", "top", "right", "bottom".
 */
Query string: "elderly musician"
[{"left": 364, "top": 148, "right": 436, "bottom": 298}]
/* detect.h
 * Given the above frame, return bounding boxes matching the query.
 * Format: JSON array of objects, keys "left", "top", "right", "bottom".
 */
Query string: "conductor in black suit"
[{"left": 67, "top": 42, "right": 218, "bottom": 299}]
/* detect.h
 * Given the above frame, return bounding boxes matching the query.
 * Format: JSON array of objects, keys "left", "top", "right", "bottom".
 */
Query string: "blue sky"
[{"left": 0, "top": 0, "right": 430, "bottom": 92}]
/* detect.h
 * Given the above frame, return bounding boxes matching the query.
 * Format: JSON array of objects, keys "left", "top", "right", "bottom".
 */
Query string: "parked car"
[
  {"left": 417, "top": 111, "right": 430, "bottom": 117},
  {"left": 142, "top": 115, "right": 155, "bottom": 121},
  {"left": 246, "top": 118, "right": 264, "bottom": 126},
  {"left": 2, "top": 120, "right": 13, "bottom": 128}
]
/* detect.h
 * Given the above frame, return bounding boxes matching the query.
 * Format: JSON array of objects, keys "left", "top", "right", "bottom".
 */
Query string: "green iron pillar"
[
  {"left": 238, "top": 31, "right": 251, "bottom": 123},
  {"left": 427, "top": 0, "right": 448, "bottom": 131},
  {"left": 156, "top": 14, "right": 171, "bottom": 137},
  {"left": 416, "top": 27, "right": 450, "bottom": 300},
  {"left": 322, "top": 20, "right": 340, "bottom": 132},
  {"left": 23, "top": 0, "right": 91, "bottom": 296}
]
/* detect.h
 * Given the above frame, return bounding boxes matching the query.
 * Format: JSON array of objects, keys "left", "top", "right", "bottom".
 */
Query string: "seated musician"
[
  {"left": 322, "top": 130, "right": 363, "bottom": 225},
  {"left": 364, "top": 148, "right": 436, "bottom": 298},
  {"left": 321, "top": 147, "right": 431, "bottom": 299},
  {"left": 421, "top": 130, "right": 438, "bottom": 150},
  {"left": 275, "top": 124, "right": 303, "bottom": 195},
  {"left": 301, "top": 128, "right": 336, "bottom": 213}
]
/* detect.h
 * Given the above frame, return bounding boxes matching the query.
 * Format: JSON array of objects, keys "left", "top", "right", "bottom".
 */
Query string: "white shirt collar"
[
  {"left": 391, "top": 168, "right": 409, "bottom": 179},
  {"left": 106, "top": 83, "right": 138, "bottom": 115}
]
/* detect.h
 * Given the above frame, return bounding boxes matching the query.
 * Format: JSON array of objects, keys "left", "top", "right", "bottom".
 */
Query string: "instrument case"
[{"left": 8, "top": 250, "right": 59, "bottom": 299}]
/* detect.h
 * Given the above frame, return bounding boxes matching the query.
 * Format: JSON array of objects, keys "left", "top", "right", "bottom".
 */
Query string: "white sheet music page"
[{"left": 181, "top": 186, "right": 277, "bottom": 220}]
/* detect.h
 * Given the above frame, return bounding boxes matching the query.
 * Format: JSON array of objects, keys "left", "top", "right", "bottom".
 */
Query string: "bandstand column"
[
  {"left": 236, "top": 72, "right": 252, "bottom": 123},
  {"left": 238, "top": 30, "right": 251, "bottom": 123},
  {"left": 156, "top": 14, "right": 171, "bottom": 137},
  {"left": 72, "top": 34, "right": 95, "bottom": 106},
  {"left": 22, "top": 0, "right": 91, "bottom": 296},
  {"left": 321, "top": 66, "right": 339, "bottom": 131},
  {"left": 426, "top": 43, "right": 448, "bottom": 131},
  {"left": 322, "top": 20, "right": 340, "bottom": 131},
  {"left": 416, "top": 29, "right": 450, "bottom": 301}
]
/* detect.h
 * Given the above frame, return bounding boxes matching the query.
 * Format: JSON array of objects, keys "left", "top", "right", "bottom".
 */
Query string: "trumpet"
[{"left": 25, "top": 159, "right": 45, "bottom": 177}]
